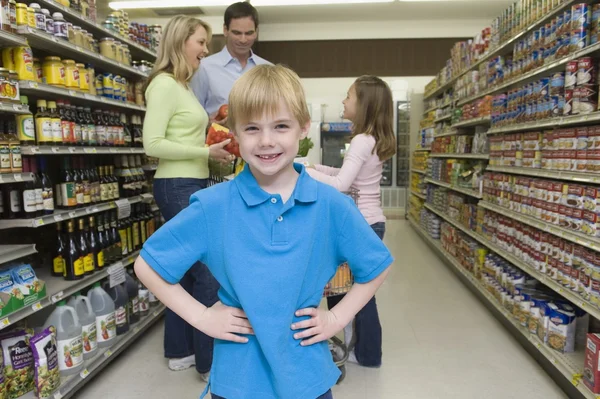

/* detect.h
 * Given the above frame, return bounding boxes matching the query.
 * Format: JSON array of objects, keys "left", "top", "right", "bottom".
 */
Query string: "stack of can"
[{"left": 572, "top": 57, "right": 599, "bottom": 114}]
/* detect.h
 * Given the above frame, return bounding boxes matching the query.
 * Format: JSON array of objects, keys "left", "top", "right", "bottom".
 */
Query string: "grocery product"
[
  {"left": 29, "top": 327, "right": 60, "bottom": 399},
  {"left": 68, "top": 292, "right": 97, "bottom": 359},
  {"left": 0, "top": 329, "right": 34, "bottom": 399},
  {"left": 43, "top": 301, "right": 84, "bottom": 376},
  {"left": 87, "top": 282, "right": 116, "bottom": 348},
  {"left": 105, "top": 282, "right": 129, "bottom": 335}
]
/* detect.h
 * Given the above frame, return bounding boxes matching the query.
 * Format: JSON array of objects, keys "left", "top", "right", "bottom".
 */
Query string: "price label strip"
[
  {"left": 80, "top": 368, "right": 89, "bottom": 379},
  {"left": 51, "top": 291, "right": 64, "bottom": 303},
  {"left": 13, "top": 174, "right": 23, "bottom": 182},
  {"left": 104, "top": 349, "right": 113, "bottom": 358},
  {"left": 31, "top": 302, "right": 43, "bottom": 312},
  {"left": 54, "top": 391, "right": 63, "bottom": 399},
  {"left": 115, "top": 199, "right": 131, "bottom": 220},
  {"left": 108, "top": 262, "right": 126, "bottom": 288},
  {"left": 0, "top": 318, "right": 10, "bottom": 328}
]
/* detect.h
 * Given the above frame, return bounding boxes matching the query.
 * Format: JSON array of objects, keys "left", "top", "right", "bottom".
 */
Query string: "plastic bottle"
[
  {"left": 68, "top": 292, "right": 97, "bottom": 360},
  {"left": 125, "top": 270, "right": 139, "bottom": 324},
  {"left": 138, "top": 283, "right": 149, "bottom": 317},
  {"left": 43, "top": 300, "right": 84, "bottom": 376},
  {"left": 104, "top": 281, "right": 129, "bottom": 335},
  {"left": 87, "top": 282, "right": 116, "bottom": 348}
]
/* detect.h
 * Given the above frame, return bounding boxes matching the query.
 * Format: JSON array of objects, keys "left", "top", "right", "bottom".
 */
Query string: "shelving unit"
[
  {"left": 486, "top": 165, "right": 600, "bottom": 184},
  {"left": 451, "top": 117, "right": 491, "bottom": 129},
  {"left": 410, "top": 190, "right": 426, "bottom": 200},
  {"left": 0, "top": 173, "right": 34, "bottom": 184},
  {"left": 429, "top": 153, "right": 489, "bottom": 159},
  {"left": 411, "top": 168, "right": 427, "bottom": 175},
  {"left": 0, "top": 244, "right": 37, "bottom": 265},
  {"left": 487, "top": 111, "right": 600, "bottom": 135},
  {"left": 22, "top": 146, "right": 146, "bottom": 155},
  {"left": 424, "top": 178, "right": 482, "bottom": 199},
  {"left": 434, "top": 115, "right": 452, "bottom": 123}
]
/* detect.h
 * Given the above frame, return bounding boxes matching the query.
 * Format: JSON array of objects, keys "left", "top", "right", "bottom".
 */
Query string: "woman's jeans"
[
  {"left": 153, "top": 178, "right": 220, "bottom": 374},
  {"left": 212, "top": 390, "right": 333, "bottom": 399},
  {"left": 327, "top": 222, "right": 385, "bottom": 368}
]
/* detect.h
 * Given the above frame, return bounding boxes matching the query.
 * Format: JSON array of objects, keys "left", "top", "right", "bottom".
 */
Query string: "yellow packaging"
[
  {"left": 99, "top": 38, "right": 115, "bottom": 59},
  {"left": 13, "top": 44, "right": 34, "bottom": 81},
  {"left": 2, "top": 48, "right": 14, "bottom": 71},
  {"left": 87, "top": 66, "right": 95, "bottom": 95},
  {"left": 33, "top": 57, "right": 42, "bottom": 83},
  {"left": 26, "top": 7, "right": 35, "bottom": 28},
  {"left": 76, "top": 63, "right": 88, "bottom": 91},
  {"left": 42, "top": 56, "right": 65, "bottom": 87},
  {"left": 63, "top": 60, "right": 79, "bottom": 89},
  {"left": 15, "top": 3, "right": 27, "bottom": 27}
]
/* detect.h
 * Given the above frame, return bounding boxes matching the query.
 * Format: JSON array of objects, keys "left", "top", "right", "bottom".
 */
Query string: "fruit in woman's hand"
[
  {"left": 207, "top": 123, "right": 240, "bottom": 158},
  {"left": 215, "top": 104, "right": 228, "bottom": 121}
]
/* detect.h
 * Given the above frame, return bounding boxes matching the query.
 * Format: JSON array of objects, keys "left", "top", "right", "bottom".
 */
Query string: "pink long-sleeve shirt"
[{"left": 307, "top": 134, "right": 386, "bottom": 226}]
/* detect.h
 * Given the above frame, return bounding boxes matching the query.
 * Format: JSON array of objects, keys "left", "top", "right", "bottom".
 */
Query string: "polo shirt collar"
[
  {"left": 235, "top": 163, "right": 318, "bottom": 207},
  {"left": 219, "top": 46, "right": 257, "bottom": 67}
]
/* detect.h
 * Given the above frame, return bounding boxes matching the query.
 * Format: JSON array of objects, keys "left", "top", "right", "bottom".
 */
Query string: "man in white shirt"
[{"left": 191, "top": 2, "right": 272, "bottom": 118}]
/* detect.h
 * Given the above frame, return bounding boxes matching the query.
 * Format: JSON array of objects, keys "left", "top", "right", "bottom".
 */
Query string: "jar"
[
  {"left": 114, "top": 41, "right": 123, "bottom": 63},
  {"left": 29, "top": 3, "right": 45, "bottom": 31},
  {"left": 7, "top": 71, "right": 19, "bottom": 104},
  {"left": 8, "top": 0, "right": 16, "bottom": 32},
  {"left": 80, "top": 29, "right": 89, "bottom": 49},
  {"left": 66, "top": 22, "right": 74, "bottom": 43},
  {"left": 52, "top": 12, "right": 66, "bottom": 39},
  {"left": 122, "top": 47, "right": 131, "bottom": 66},
  {"left": 132, "top": 60, "right": 140, "bottom": 70},
  {"left": 15, "top": 3, "right": 26, "bottom": 28},
  {"left": 73, "top": 26, "right": 83, "bottom": 47},
  {"left": 42, "top": 56, "right": 65, "bottom": 87},
  {"left": 81, "top": 0, "right": 89, "bottom": 19},
  {"left": 76, "top": 63, "right": 87, "bottom": 91},
  {"left": 134, "top": 81, "right": 143, "bottom": 105},
  {"left": 2, "top": 48, "right": 13, "bottom": 71},
  {"left": 63, "top": 60, "right": 79, "bottom": 89},
  {"left": 0, "top": 68, "right": 11, "bottom": 103},
  {"left": 26, "top": 7, "right": 35, "bottom": 28},
  {"left": 99, "top": 37, "right": 115, "bottom": 59},
  {"left": 139, "top": 60, "right": 150, "bottom": 74},
  {"left": 41, "top": 8, "right": 52, "bottom": 33},
  {"left": 13, "top": 43, "right": 34, "bottom": 81},
  {"left": 94, "top": 74, "right": 102, "bottom": 96},
  {"left": 86, "top": 64, "right": 94, "bottom": 95},
  {"left": 32, "top": 57, "right": 41, "bottom": 82},
  {"left": 102, "top": 20, "right": 114, "bottom": 32}
]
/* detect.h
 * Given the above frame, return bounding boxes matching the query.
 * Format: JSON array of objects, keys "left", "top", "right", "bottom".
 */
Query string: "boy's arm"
[{"left": 135, "top": 257, "right": 253, "bottom": 343}]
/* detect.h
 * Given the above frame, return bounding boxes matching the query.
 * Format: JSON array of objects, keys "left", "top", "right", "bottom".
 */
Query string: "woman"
[{"left": 142, "top": 15, "right": 234, "bottom": 380}]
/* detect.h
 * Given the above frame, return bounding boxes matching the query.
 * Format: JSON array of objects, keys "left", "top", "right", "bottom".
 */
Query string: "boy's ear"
[{"left": 300, "top": 121, "right": 310, "bottom": 139}]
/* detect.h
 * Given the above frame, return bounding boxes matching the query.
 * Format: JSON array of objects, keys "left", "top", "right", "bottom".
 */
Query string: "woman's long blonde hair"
[
  {"left": 146, "top": 15, "right": 212, "bottom": 89},
  {"left": 351, "top": 76, "right": 396, "bottom": 161}
]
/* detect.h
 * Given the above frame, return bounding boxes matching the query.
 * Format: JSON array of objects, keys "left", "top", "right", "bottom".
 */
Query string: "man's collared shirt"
[{"left": 191, "top": 46, "right": 272, "bottom": 115}]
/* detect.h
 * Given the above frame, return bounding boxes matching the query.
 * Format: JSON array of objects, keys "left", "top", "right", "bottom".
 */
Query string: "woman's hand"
[
  {"left": 194, "top": 301, "right": 254, "bottom": 343},
  {"left": 291, "top": 308, "right": 344, "bottom": 346},
  {"left": 209, "top": 140, "right": 236, "bottom": 163}
]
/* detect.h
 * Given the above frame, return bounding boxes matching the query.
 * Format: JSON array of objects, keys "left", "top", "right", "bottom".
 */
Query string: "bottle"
[
  {"left": 53, "top": 222, "right": 66, "bottom": 276},
  {"left": 109, "top": 210, "right": 121, "bottom": 262},
  {"left": 7, "top": 127, "right": 21, "bottom": 173},
  {"left": 89, "top": 159, "right": 99, "bottom": 203},
  {"left": 88, "top": 215, "right": 103, "bottom": 270},
  {"left": 67, "top": 102, "right": 81, "bottom": 145},
  {"left": 109, "top": 165, "right": 119, "bottom": 199},
  {"left": 35, "top": 99, "right": 53, "bottom": 145},
  {"left": 105, "top": 282, "right": 129, "bottom": 335},
  {"left": 146, "top": 204, "right": 156, "bottom": 238},
  {"left": 132, "top": 115, "right": 142, "bottom": 147},
  {"left": 94, "top": 110, "right": 106, "bottom": 146},
  {"left": 118, "top": 155, "right": 130, "bottom": 198},
  {"left": 96, "top": 213, "right": 108, "bottom": 264},
  {"left": 125, "top": 212, "right": 133, "bottom": 256},
  {"left": 67, "top": 293, "right": 97, "bottom": 360},
  {"left": 16, "top": 96, "right": 35, "bottom": 145},
  {"left": 0, "top": 131, "right": 11, "bottom": 174},
  {"left": 85, "top": 107, "right": 96, "bottom": 146},
  {"left": 87, "top": 282, "right": 116, "bottom": 348},
  {"left": 135, "top": 155, "right": 145, "bottom": 193},
  {"left": 60, "top": 157, "right": 76, "bottom": 209},
  {"left": 48, "top": 100, "right": 62, "bottom": 145},
  {"left": 81, "top": 157, "right": 91, "bottom": 205},
  {"left": 65, "top": 219, "right": 84, "bottom": 280},
  {"left": 77, "top": 106, "right": 88, "bottom": 145},
  {"left": 21, "top": 158, "right": 37, "bottom": 218},
  {"left": 43, "top": 300, "right": 84, "bottom": 376},
  {"left": 39, "top": 157, "right": 54, "bottom": 215},
  {"left": 73, "top": 158, "right": 84, "bottom": 208},
  {"left": 131, "top": 204, "right": 141, "bottom": 251},
  {"left": 2, "top": 184, "right": 21, "bottom": 218},
  {"left": 125, "top": 270, "right": 139, "bottom": 324},
  {"left": 78, "top": 218, "right": 95, "bottom": 275},
  {"left": 117, "top": 211, "right": 128, "bottom": 257},
  {"left": 128, "top": 155, "right": 140, "bottom": 195},
  {"left": 30, "top": 157, "right": 43, "bottom": 216},
  {"left": 104, "top": 110, "right": 114, "bottom": 146},
  {"left": 138, "top": 282, "right": 149, "bottom": 317},
  {"left": 117, "top": 112, "right": 126, "bottom": 147},
  {"left": 57, "top": 100, "right": 70, "bottom": 145},
  {"left": 98, "top": 165, "right": 108, "bottom": 202},
  {"left": 104, "top": 165, "right": 114, "bottom": 200},
  {"left": 140, "top": 204, "right": 147, "bottom": 244}
]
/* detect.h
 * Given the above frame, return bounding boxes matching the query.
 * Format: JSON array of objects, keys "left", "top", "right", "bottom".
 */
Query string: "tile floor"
[{"left": 74, "top": 220, "right": 568, "bottom": 399}]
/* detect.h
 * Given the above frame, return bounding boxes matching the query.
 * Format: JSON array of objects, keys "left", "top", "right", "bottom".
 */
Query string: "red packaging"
[
  {"left": 584, "top": 333, "right": 600, "bottom": 393},
  {"left": 566, "top": 61, "right": 578, "bottom": 88},
  {"left": 564, "top": 89, "right": 574, "bottom": 115},
  {"left": 577, "top": 57, "right": 597, "bottom": 86}
]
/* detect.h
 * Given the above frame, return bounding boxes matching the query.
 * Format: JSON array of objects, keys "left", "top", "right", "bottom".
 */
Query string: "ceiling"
[{"left": 96, "top": 0, "right": 516, "bottom": 23}]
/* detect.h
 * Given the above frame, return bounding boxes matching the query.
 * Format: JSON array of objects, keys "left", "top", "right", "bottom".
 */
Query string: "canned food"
[
  {"left": 564, "top": 89, "right": 574, "bottom": 115},
  {"left": 577, "top": 57, "right": 597, "bottom": 86},
  {"left": 551, "top": 96, "right": 565, "bottom": 117},
  {"left": 571, "top": 28, "right": 589, "bottom": 52},
  {"left": 550, "top": 72, "right": 565, "bottom": 95},
  {"left": 575, "top": 86, "right": 598, "bottom": 114},
  {"left": 572, "top": 3, "right": 591, "bottom": 30},
  {"left": 566, "top": 61, "right": 578, "bottom": 88}
]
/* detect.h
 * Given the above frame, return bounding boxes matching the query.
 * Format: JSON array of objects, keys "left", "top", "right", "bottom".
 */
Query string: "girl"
[
  {"left": 142, "top": 15, "right": 234, "bottom": 379},
  {"left": 307, "top": 75, "right": 396, "bottom": 368}
]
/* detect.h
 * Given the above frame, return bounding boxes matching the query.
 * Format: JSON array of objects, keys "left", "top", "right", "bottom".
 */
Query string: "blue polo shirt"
[{"left": 140, "top": 164, "right": 393, "bottom": 399}]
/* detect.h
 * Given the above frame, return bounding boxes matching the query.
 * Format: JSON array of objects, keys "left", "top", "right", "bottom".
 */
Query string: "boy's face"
[{"left": 234, "top": 101, "right": 309, "bottom": 181}]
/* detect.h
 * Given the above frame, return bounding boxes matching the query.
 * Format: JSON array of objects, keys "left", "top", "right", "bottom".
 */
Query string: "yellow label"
[
  {"left": 127, "top": 227, "right": 133, "bottom": 253},
  {"left": 119, "top": 229, "right": 128, "bottom": 255},
  {"left": 84, "top": 253, "right": 94, "bottom": 272},
  {"left": 53, "top": 256, "right": 64, "bottom": 274},
  {"left": 133, "top": 222, "right": 140, "bottom": 248},
  {"left": 35, "top": 117, "right": 53, "bottom": 143},
  {"left": 140, "top": 220, "right": 147, "bottom": 243},
  {"left": 98, "top": 250, "right": 105, "bottom": 268},
  {"left": 74, "top": 258, "right": 85, "bottom": 276}
]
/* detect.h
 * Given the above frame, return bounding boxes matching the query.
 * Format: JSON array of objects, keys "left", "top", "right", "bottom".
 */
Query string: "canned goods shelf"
[
  {"left": 19, "top": 81, "right": 146, "bottom": 112},
  {"left": 33, "top": 0, "right": 157, "bottom": 62},
  {"left": 21, "top": 146, "right": 145, "bottom": 155},
  {"left": 479, "top": 200, "right": 600, "bottom": 253},
  {"left": 410, "top": 190, "right": 426, "bottom": 200},
  {"left": 487, "top": 111, "right": 600, "bottom": 135},
  {"left": 434, "top": 115, "right": 452, "bottom": 123},
  {"left": 17, "top": 27, "right": 148, "bottom": 79},
  {"left": 0, "top": 173, "right": 34, "bottom": 184},
  {"left": 0, "top": 244, "right": 37, "bottom": 265},
  {"left": 424, "top": 178, "right": 483, "bottom": 199},
  {"left": 486, "top": 165, "right": 600, "bottom": 184},
  {"left": 0, "top": 195, "right": 148, "bottom": 230},
  {"left": 408, "top": 215, "right": 594, "bottom": 399},
  {"left": 411, "top": 168, "right": 427, "bottom": 175},
  {"left": 429, "top": 153, "right": 489, "bottom": 159},
  {"left": 451, "top": 117, "right": 491, "bottom": 128}
]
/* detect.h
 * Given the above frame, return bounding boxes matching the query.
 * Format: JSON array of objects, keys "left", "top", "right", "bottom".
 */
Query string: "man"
[{"left": 191, "top": 2, "right": 272, "bottom": 118}]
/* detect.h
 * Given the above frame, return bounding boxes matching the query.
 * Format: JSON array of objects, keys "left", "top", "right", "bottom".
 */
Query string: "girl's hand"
[
  {"left": 195, "top": 301, "right": 254, "bottom": 343},
  {"left": 209, "top": 140, "right": 236, "bottom": 164},
  {"left": 291, "top": 308, "right": 343, "bottom": 346}
]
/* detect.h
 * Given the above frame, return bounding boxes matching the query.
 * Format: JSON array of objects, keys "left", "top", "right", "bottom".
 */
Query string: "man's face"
[{"left": 224, "top": 17, "right": 258, "bottom": 58}]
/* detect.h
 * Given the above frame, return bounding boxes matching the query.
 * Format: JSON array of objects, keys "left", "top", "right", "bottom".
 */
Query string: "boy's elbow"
[{"left": 134, "top": 256, "right": 150, "bottom": 281}]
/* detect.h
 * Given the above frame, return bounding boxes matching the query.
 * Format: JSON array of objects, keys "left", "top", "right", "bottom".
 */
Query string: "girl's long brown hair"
[{"left": 351, "top": 76, "right": 396, "bottom": 161}]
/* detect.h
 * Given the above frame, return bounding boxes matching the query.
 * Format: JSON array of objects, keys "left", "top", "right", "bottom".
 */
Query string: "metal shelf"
[
  {"left": 0, "top": 102, "right": 31, "bottom": 115},
  {"left": 34, "top": 0, "right": 157, "bottom": 62},
  {"left": 0, "top": 250, "right": 140, "bottom": 332},
  {"left": 479, "top": 201, "right": 600, "bottom": 253},
  {"left": 22, "top": 146, "right": 145, "bottom": 155},
  {"left": 142, "top": 164, "right": 157, "bottom": 171},
  {"left": 486, "top": 165, "right": 600, "bottom": 184},
  {"left": 434, "top": 130, "right": 460, "bottom": 138},
  {"left": 487, "top": 111, "right": 600, "bottom": 135},
  {"left": 430, "top": 153, "right": 489, "bottom": 160},
  {"left": 0, "top": 195, "right": 151, "bottom": 230},
  {"left": 411, "top": 168, "right": 427, "bottom": 175},
  {"left": 17, "top": 27, "right": 148, "bottom": 79},
  {"left": 410, "top": 190, "right": 426, "bottom": 200},
  {"left": 408, "top": 215, "right": 593, "bottom": 399},
  {"left": 0, "top": 244, "right": 37, "bottom": 265},
  {"left": 414, "top": 147, "right": 432, "bottom": 152},
  {"left": 0, "top": 173, "right": 34, "bottom": 184},
  {"left": 451, "top": 117, "right": 491, "bottom": 128},
  {"left": 424, "top": 178, "right": 482, "bottom": 199},
  {"left": 423, "top": 106, "right": 437, "bottom": 115},
  {"left": 19, "top": 81, "right": 146, "bottom": 112},
  {"left": 434, "top": 115, "right": 452, "bottom": 123},
  {"left": 0, "top": 29, "right": 27, "bottom": 47}
]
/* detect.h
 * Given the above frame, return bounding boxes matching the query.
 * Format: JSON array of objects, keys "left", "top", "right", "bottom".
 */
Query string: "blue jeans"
[
  {"left": 153, "top": 178, "right": 220, "bottom": 374},
  {"left": 212, "top": 390, "right": 333, "bottom": 399},
  {"left": 327, "top": 222, "right": 385, "bottom": 368}
]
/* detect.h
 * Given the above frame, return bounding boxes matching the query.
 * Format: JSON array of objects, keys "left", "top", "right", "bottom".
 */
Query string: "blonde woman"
[{"left": 143, "top": 15, "right": 233, "bottom": 379}]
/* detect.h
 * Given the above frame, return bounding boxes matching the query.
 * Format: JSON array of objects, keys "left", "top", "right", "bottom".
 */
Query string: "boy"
[{"left": 134, "top": 64, "right": 393, "bottom": 399}]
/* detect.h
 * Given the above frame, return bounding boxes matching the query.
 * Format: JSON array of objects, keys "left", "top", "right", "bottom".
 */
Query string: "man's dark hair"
[{"left": 224, "top": 2, "right": 259, "bottom": 29}]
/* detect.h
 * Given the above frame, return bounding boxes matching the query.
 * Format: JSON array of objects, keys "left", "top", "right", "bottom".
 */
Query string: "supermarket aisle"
[{"left": 75, "top": 219, "right": 567, "bottom": 399}]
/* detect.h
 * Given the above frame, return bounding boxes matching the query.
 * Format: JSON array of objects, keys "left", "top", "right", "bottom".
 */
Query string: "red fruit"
[{"left": 215, "top": 104, "right": 228, "bottom": 121}]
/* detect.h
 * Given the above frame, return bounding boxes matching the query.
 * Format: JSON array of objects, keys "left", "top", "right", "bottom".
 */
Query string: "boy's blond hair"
[{"left": 228, "top": 64, "right": 311, "bottom": 131}]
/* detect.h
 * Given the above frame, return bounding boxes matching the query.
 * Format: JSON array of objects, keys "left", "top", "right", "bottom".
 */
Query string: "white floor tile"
[{"left": 74, "top": 220, "right": 568, "bottom": 399}]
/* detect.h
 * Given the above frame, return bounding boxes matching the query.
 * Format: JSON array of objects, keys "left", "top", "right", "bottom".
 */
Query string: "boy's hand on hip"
[
  {"left": 291, "top": 308, "right": 343, "bottom": 346},
  {"left": 196, "top": 301, "right": 254, "bottom": 343}
]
